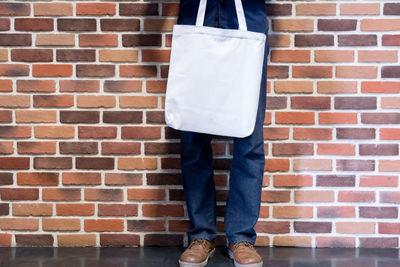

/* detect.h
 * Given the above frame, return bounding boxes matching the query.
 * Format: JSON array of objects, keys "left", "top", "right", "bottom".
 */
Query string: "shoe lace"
[
  {"left": 188, "top": 238, "right": 209, "bottom": 250},
  {"left": 233, "top": 241, "right": 255, "bottom": 251}
]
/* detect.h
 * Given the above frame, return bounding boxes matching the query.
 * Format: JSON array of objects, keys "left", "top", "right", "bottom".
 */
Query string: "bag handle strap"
[{"left": 195, "top": 0, "right": 247, "bottom": 31}]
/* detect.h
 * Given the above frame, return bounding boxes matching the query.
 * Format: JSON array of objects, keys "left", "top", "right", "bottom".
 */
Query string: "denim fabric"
[{"left": 176, "top": 0, "right": 270, "bottom": 245}]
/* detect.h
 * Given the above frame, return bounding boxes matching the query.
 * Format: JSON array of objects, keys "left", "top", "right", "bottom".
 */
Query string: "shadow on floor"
[{"left": 1, "top": 246, "right": 400, "bottom": 267}]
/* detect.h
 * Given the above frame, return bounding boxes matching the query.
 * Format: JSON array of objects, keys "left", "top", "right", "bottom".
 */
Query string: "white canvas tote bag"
[{"left": 165, "top": 0, "right": 266, "bottom": 138}]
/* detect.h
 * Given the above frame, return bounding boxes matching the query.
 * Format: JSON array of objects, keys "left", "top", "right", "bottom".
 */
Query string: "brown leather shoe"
[
  {"left": 179, "top": 238, "right": 215, "bottom": 267},
  {"left": 228, "top": 241, "right": 263, "bottom": 267}
]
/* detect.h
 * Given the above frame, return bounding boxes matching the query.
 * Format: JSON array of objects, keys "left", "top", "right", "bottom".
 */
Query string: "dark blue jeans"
[{"left": 177, "top": 0, "right": 269, "bottom": 245}]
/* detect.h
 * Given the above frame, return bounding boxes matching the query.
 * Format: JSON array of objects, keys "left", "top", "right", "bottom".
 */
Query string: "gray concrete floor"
[{"left": 1, "top": 246, "right": 400, "bottom": 267}]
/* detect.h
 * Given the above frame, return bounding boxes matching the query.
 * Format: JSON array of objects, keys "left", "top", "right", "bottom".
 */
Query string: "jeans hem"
[
  {"left": 227, "top": 237, "right": 256, "bottom": 246},
  {"left": 188, "top": 233, "right": 216, "bottom": 244}
]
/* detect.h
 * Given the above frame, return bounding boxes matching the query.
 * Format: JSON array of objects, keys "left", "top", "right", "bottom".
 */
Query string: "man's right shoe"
[{"left": 178, "top": 238, "right": 215, "bottom": 267}]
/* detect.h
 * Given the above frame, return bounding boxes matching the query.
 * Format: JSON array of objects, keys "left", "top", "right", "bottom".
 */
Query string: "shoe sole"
[
  {"left": 178, "top": 247, "right": 216, "bottom": 267},
  {"left": 228, "top": 249, "right": 263, "bottom": 267}
]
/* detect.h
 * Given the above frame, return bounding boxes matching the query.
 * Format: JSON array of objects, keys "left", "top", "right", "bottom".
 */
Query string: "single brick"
[
  {"left": 266, "top": 4, "right": 292, "bottom": 16},
  {"left": 122, "top": 34, "right": 162, "bottom": 47},
  {"left": 76, "top": 65, "right": 115, "bottom": 77},
  {"left": 382, "top": 97, "right": 400, "bottom": 109},
  {"left": 266, "top": 96, "right": 287, "bottom": 109},
  {"left": 76, "top": 3, "right": 116, "bottom": 16},
  {"left": 293, "top": 159, "right": 332, "bottom": 171},
  {"left": 58, "top": 19, "right": 96, "bottom": 32},
  {"left": 384, "top": 3, "right": 400, "bottom": 15},
  {"left": 15, "top": 235, "right": 54, "bottom": 246},
  {"left": 59, "top": 142, "right": 98, "bottom": 154},
  {"left": 361, "top": 19, "right": 400, "bottom": 31},
  {"left": 382, "top": 35, "right": 400, "bottom": 46},
  {"left": 103, "top": 111, "right": 142, "bottom": 124},
  {"left": 162, "top": 3, "right": 179, "bottom": 16},
  {"left": 317, "top": 143, "right": 355, "bottom": 155},
  {"left": 338, "top": 35, "right": 377, "bottom": 46},
  {"left": 56, "top": 49, "right": 96, "bottom": 62},
  {"left": 337, "top": 128, "right": 375, "bottom": 139},
  {"left": 15, "top": 19, "right": 53, "bottom": 31},
  {"left": 293, "top": 128, "right": 332, "bottom": 140},
  {"left": 329, "top": 115, "right": 358, "bottom": 129},
  {"left": 119, "top": 3, "right": 159, "bottom": 16},
  {"left": 99, "top": 50, "right": 138, "bottom": 62},
  {"left": 272, "top": 19, "right": 313, "bottom": 32},
  {"left": 77, "top": 95, "right": 116, "bottom": 108},
  {"left": 294, "top": 222, "right": 332, "bottom": 233},
  {"left": 268, "top": 34, "right": 291, "bottom": 47},
  {"left": 360, "top": 207, "right": 398, "bottom": 219},
  {"left": 141, "top": 49, "right": 170, "bottom": 62},
  {"left": 34, "top": 3, "right": 73, "bottom": 16},
  {"left": 0, "top": 64, "right": 29, "bottom": 76},
  {"left": 266, "top": 65, "right": 289, "bottom": 78},
  {"left": 317, "top": 175, "right": 355, "bottom": 187},
  {"left": 0, "top": 3, "right": 30, "bottom": 16},
  {"left": 379, "top": 160, "right": 400, "bottom": 173},
  {"left": 334, "top": 97, "right": 377, "bottom": 110},
  {"left": 336, "top": 66, "right": 377, "bottom": 78},
  {"left": 295, "top": 34, "right": 334, "bottom": 47},
  {"left": 34, "top": 157, "right": 72, "bottom": 169},
  {"left": 318, "top": 19, "right": 357, "bottom": 31},
  {"left": 101, "top": 19, "right": 140, "bottom": 31},
  {"left": 0, "top": 18, "right": 10, "bottom": 31},
  {"left": 275, "top": 111, "right": 314, "bottom": 124},
  {"left": 315, "top": 50, "right": 354, "bottom": 62},
  {"left": 33, "top": 95, "right": 74, "bottom": 108},
  {"left": 36, "top": 34, "right": 75, "bottom": 47},
  {"left": 291, "top": 96, "right": 331, "bottom": 109},
  {"left": 121, "top": 126, "right": 161, "bottom": 139},
  {"left": 79, "top": 34, "right": 118, "bottom": 47},
  {"left": 60, "top": 80, "right": 99, "bottom": 92},
  {"left": 119, "top": 96, "right": 157, "bottom": 109},
  {"left": 60, "top": 111, "right": 100, "bottom": 124},
  {"left": 340, "top": 3, "right": 380, "bottom": 15},
  {"left": 382, "top": 66, "right": 400, "bottom": 78},
  {"left": 365, "top": 82, "right": 399, "bottom": 94},
  {"left": 337, "top": 160, "right": 375, "bottom": 171},
  {"left": 270, "top": 50, "right": 310, "bottom": 63},
  {"left": 76, "top": 157, "right": 114, "bottom": 170},
  {"left": 146, "top": 111, "right": 165, "bottom": 124},
  {"left": 119, "top": 65, "right": 157, "bottom": 77},
  {"left": 78, "top": 126, "right": 117, "bottom": 139},
  {"left": 0, "top": 34, "right": 31, "bottom": 46},
  {"left": 296, "top": 3, "right": 336, "bottom": 16},
  {"left": 146, "top": 80, "right": 167, "bottom": 93},
  {"left": 358, "top": 50, "right": 398, "bottom": 63},
  {"left": 274, "top": 81, "right": 313, "bottom": 94},
  {"left": 17, "top": 80, "right": 56, "bottom": 92},
  {"left": 292, "top": 66, "right": 332, "bottom": 78},
  {"left": 143, "top": 19, "right": 176, "bottom": 32},
  {"left": 361, "top": 113, "right": 400, "bottom": 124},
  {"left": 272, "top": 143, "right": 313, "bottom": 156},
  {"left": 0, "top": 157, "right": 30, "bottom": 169},
  {"left": 359, "top": 144, "right": 399, "bottom": 156},
  {"left": 32, "top": 64, "right": 72, "bottom": 77},
  {"left": 359, "top": 175, "right": 397, "bottom": 188},
  {"left": 104, "top": 80, "right": 142, "bottom": 93},
  {"left": 11, "top": 49, "right": 53, "bottom": 62}
]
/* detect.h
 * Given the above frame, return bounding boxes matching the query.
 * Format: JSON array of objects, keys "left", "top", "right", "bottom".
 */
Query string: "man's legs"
[
  {"left": 224, "top": 32, "right": 269, "bottom": 245},
  {"left": 180, "top": 131, "right": 217, "bottom": 243},
  {"left": 177, "top": 0, "right": 219, "bottom": 244},
  {"left": 177, "top": 0, "right": 269, "bottom": 245}
]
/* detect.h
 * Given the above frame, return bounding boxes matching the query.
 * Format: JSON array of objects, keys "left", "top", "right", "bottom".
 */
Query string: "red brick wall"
[{"left": 0, "top": 1, "right": 399, "bottom": 248}]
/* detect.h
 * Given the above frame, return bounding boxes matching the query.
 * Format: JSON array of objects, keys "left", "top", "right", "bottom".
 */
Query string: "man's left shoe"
[{"left": 227, "top": 241, "right": 263, "bottom": 267}]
